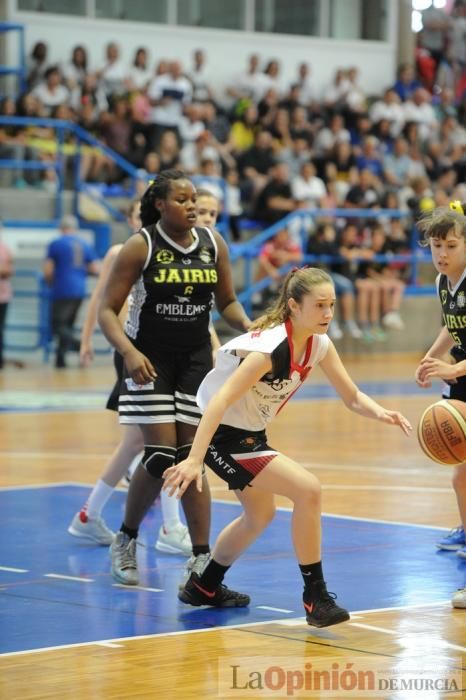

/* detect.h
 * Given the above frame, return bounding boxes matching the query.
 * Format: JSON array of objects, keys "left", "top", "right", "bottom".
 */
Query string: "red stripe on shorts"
[{"left": 234, "top": 454, "right": 276, "bottom": 476}]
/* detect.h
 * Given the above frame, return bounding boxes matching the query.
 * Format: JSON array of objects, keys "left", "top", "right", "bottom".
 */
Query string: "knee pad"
[{"left": 142, "top": 445, "right": 176, "bottom": 478}]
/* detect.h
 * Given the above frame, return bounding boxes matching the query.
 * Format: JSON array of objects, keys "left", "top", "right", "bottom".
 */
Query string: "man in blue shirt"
[{"left": 43, "top": 215, "right": 99, "bottom": 368}]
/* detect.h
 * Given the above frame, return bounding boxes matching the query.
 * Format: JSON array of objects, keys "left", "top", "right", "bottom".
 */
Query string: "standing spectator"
[
  {"left": 27, "top": 41, "right": 49, "bottom": 91},
  {"left": 96, "top": 42, "right": 128, "bottom": 102},
  {"left": 0, "top": 222, "right": 13, "bottom": 370},
  {"left": 147, "top": 60, "right": 192, "bottom": 149},
  {"left": 61, "top": 45, "right": 89, "bottom": 91},
  {"left": 420, "top": 4, "right": 450, "bottom": 76},
  {"left": 187, "top": 49, "right": 214, "bottom": 103},
  {"left": 43, "top": 215, "right": 99, "bottom": 368},
  {"left": 126, "top": 47, "right": 152, "bottom": 92}
]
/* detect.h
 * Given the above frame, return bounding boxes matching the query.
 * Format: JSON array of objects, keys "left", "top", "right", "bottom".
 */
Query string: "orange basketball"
[{"left": 418, "top": 399, "right": 466, "bottom": 466}]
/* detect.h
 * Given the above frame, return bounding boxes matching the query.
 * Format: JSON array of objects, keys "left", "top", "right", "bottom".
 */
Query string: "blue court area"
[{"left": 0, "top": 485, "right": 463, "bottom": 654}]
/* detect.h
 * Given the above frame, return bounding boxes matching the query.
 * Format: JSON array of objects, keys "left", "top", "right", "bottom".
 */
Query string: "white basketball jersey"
[{"left": 196, "top": 324, "right": 329, "bottom": 431}]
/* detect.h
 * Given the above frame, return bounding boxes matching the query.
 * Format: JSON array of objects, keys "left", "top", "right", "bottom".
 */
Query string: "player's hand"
[
  {"left": 123, "top": 348, "right": 157, "bottom": 384},
  {"left": 415, "top": 362, "right": 432, "bottom": 388},
  {"left": 418, "top": 357, "right": 458, "bottom": 383},
  {"left": 79, "top": 341, "right": 94, "bottom": 367},
  {"left": 379, "top": 410, "right": 413, "bottom": 436},
  {"left": 162, "top": 458, "right": 204, "bottom": 498}
]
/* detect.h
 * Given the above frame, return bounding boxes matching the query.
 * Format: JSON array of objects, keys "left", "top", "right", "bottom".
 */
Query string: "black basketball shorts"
[{"left": 204, "top": 424, "right": 279, "bottom": 491}]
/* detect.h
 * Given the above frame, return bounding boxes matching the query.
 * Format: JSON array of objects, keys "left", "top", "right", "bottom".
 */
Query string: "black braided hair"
[{"left": 139, "top": 169, "right": 190, "bottom": 227}]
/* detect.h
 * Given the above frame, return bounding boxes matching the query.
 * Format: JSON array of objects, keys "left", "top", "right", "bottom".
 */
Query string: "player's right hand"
[{"left": 124, "top": 348, "right": 157, "bottom": 384}]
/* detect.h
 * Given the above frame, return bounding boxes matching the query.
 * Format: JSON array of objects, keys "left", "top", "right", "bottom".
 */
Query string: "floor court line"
[{"left": 0, "top": 599, "right": 454, "bottom": 658}]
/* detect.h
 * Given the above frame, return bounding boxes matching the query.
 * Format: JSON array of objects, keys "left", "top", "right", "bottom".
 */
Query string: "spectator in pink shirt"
[{"left": 0, "top": 225, "right": 13, "bottom": 370}]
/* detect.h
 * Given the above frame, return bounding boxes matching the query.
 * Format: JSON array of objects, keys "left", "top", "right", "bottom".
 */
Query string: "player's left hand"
[
  {"left": 418, "top": 357, "right": 458, "bottom": 383},
  {"left": 162, "top": 458, "right": 203, "bottom": 498},
  {"left": 379, "top": 410, "right": 413, "bottom": 436}
]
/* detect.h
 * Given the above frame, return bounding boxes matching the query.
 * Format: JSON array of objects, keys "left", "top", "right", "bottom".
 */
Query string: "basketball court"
[{"left": 0, "top": 354, "right": 465, "bottom": 697}]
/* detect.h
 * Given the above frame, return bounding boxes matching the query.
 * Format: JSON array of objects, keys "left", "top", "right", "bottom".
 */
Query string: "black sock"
[
  {"left": 299, "top": 561, "right": 324, "bottom": 593},
  {"left": 192, "top": 544, "right": 210, "bottom": 557},
  {"left": 121, "top": 523, "right": 138, "bottom": 540},
  {"left": 198, "top": 559, "right": 230, "bottom": 590}
]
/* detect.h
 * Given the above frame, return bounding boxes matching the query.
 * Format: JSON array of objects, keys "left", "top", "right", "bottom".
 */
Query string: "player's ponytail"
[
  {"left": 139, "top": 169, "right": 189, "bottom": 228},
  {"left": 250, "top": 267, "right": 334, "bottom": 331}
]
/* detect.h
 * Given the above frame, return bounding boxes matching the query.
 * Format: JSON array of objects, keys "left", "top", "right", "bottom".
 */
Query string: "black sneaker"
[
  {"left": 303, "top": 581, "right": 350, "bottom": 628},
  {"left": 178, "top": 572, "right": 250, "bottom": 608}
]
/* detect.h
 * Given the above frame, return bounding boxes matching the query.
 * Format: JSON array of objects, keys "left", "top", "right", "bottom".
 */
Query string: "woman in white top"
[{"left": 164, "top": 267, "right": 412, "bottom": 627}]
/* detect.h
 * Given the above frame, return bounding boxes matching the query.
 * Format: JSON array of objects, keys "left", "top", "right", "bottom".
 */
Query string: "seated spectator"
[
  {"left": 32, "top": 66, "right": 70, "bottom": 116},
  {"left": 228, "top": 103, "right": 259, "bottom": 155},
  {"left": 180, "top": 129, "right": 221, "bottom": 174},
  {"left": 254, "top": 161, "right": 296, "bottom": 225},
  {"left": 289, "top": 105, "right": 314, "bottom": 143},
  {"left": 71, "top": 73, "right": 108, "bottom": 117},
  {"left": 345, "top": 168, "right": 381, "bottom": 209},
  {"left": 279, "top": 136, "right": 312, "bottom": 179},
  {"left": 224, "top": 168, "right": 243, "bottom": 242},
  {"left": 361, "top": 224, "right": 406, "bottom": 331},
  {"left": 291, "top": 161, "right": 327, "bottom": 208},
  {"left": 355, "top": 136, "right": 384, "bottom": 179},
  {"left": 402, "top": 87, "right": 438, "bottom": 142},
  {"left": 157, "top": 129, "right": 181, "bottom": 170},
  {"left": 383, "top": 136, "right": 415, "bottom": 187},
  {"left": 335, "top": 222, "right": 384, "bottom": 343},
  {"left": 237, "top": 129, "right": 276, "bottom": 203},
  {"left": 225, "top": 53, "right": 269, "bottom": 109},
  {"left": 325, "top": 140, "right": 358, "bottom": 203},
  {"left": 392, "top": 63, "right": 422, "bottom": 102},
  {"left": 61, "top": 45, "right": 89, "bottom": 91},
  {"left": 252, "top": 227, "right": 302, "bottom": 306},
  {"left": 369, "top": 88, "right": 404, "bottom": 137},
  {"left": 306, "top": 222, "right": 361, "bottom": 340},
  {"left": 313, "top": 113, "right": 350, "bottom": 161}
]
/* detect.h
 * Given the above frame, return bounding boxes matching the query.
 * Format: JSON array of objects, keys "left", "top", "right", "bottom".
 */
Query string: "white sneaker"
[
  {"left": 68, "top": 511, "right": 115, "bottom": 545},
  {"left": 344, "top": 320, "right": 362, "bottom": 339},
  {"left": 155, "top": 523, "right": 192, "bottom": 556},
  {"left": 382, "top": 311, "right": 405, "bottom": 330},
  {"left": 178, "top": 552, "right": 211, "bottom": 590},
  {"left": 110, "top": 531, "right": 139, "bottom": 585},
  {"left": 451, "top": 586, "right": 466, "bottom": 608},
  {"left": 328, "top": 321, "right": 343, "bottom": 340}
]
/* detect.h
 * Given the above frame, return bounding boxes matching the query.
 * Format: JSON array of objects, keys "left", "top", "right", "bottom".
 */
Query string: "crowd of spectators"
[{"left": 1, "top": 1, "right": 466, "bottom": 340}]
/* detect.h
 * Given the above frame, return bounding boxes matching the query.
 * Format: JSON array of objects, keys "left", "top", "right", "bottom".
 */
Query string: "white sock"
[
  {"left": 160, "top": 489, "right": 182, "bottom": 530},
  {"left": 85, "top": 480, "right": 115, "bottom": 518}
]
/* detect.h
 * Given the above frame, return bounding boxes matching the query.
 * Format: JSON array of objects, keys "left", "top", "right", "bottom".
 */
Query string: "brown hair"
[
  {"left": 250, "top": 267, "right": 334, "bottom": 331},
  {"left": 417, "top": 206, "right": 466, "bottom": 247}
]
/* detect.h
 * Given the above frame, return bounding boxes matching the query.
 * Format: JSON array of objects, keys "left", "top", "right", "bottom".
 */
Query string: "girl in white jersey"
[{"left": 164, "top": 267, "right": 412, "bottom": 628}]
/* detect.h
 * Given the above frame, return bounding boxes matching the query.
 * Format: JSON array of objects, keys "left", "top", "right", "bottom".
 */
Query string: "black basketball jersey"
[
  {"left": 437, "top": 271, "right": 466, "bottom": 355},
  {"left": 125, "top": 222, "right": 218, "bottom": 353}
]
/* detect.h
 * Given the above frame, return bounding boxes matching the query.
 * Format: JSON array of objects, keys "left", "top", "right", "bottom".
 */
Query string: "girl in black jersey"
[
  {"left": 163, "top": 267, "right": 412, "bottom": 627},
  {"left": 415, "top": 202, "right": 466, "bottom": 609},
  {"left": 99, "top": 170, "right": 250, "bottom": 589}
]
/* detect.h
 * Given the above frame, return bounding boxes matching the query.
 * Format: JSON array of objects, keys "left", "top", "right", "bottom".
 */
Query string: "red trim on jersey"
[
  {"left": 285, "top": 318, "right": 313, "bottom": 381},
  {"left": 234, "top": 454, "right": 277, "bottom": 476}
]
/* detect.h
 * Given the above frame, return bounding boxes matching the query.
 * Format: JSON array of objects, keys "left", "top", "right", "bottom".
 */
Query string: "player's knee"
[
  {"left": 243, "top": 501, "right": 276, "bottom": 532},
  {"left": 293, "top": 476, "right": 321, "bottom": 508},
  {"left": 142, "top": 445, "right": 177, "bottom": 479}
]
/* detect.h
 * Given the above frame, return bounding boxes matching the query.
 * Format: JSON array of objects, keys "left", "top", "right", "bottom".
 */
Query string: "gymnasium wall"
[{"left": 7, "top": 10, "right": 398, "bottom": 101}]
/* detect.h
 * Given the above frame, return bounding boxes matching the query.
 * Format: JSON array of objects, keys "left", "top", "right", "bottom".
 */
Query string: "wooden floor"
[{"left": 0, "top": 353, "right": 465, "bottom": 698}]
